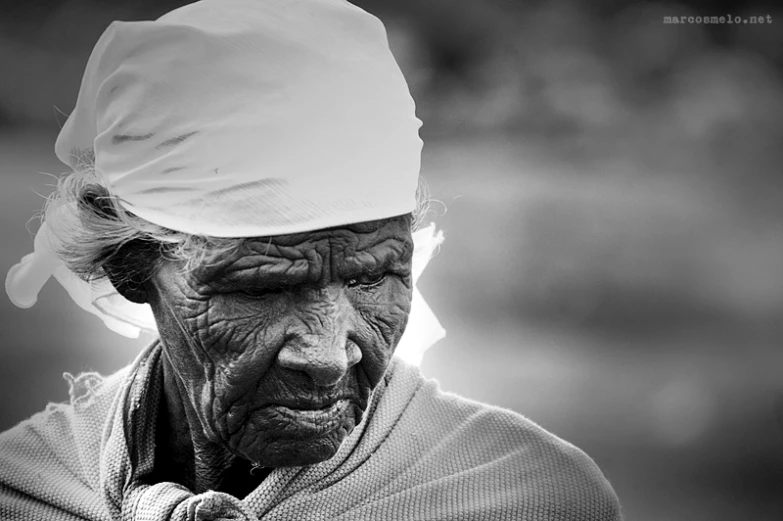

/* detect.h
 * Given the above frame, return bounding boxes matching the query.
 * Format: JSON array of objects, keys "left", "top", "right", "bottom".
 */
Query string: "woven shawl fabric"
[{"left": 0, "top": 342, "right": 622, "bottom": 520}]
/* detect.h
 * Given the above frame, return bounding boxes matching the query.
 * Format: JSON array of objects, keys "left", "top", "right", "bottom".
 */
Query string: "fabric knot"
[
  {"left": 125, "top": 482, "right": 258, "bottom": 521},
  {"left": 173, "top": 491, "right": 258, "bottom": 521}
]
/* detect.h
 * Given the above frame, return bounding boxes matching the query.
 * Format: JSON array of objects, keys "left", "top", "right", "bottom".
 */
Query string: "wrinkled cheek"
[
  {"left": 193, "top": 328, "right": 286, "bottom": 445},
  {"left": 389, "top": 308, "right": 411, "bottom": 349},
  {"left": 355, "top": 301, "right": 411, "bottom": 384},
  {"left": 201, "top": 379, "right": 259, "bottom": 448},
  {"left": 385, "top": 286, "right": 414, "bottom": 347},
  {"left": 366, "top": 301, "right": 410, "bottom": 344},
  {"left": 196, "top": 380, "right": 226, "bottom": 442}
]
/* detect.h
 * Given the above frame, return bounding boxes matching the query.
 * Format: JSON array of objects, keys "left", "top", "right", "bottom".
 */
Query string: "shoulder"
[
  {"left": 0, "top": 366, "right": 129, "bottom": 520},
  {"left": 391, "top": 361, "right": 624, "bottom": 520}
]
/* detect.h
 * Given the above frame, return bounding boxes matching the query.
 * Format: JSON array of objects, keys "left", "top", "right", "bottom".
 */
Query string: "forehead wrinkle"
[
  {"left": 210, "top": 255, "right": 312, "bottom": 288},
  {"left": 190, "top": 238, "right": 305, "bottom": 282},
  {"left": 243, "top": 216, "right": 405, "bottom": 249},
  {"left": 235, "top": 234, "right": 335, "bottom": 286},
  {"left": 192, "top": 217, "right": 411, "bottom": 285},
  {"left": 339, "top": 237, "right": 411, "bottom": 278}
]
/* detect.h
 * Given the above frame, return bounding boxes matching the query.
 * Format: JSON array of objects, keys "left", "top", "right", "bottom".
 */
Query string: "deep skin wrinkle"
[{"left": 123, "top": 215, "right": 414, "bottom": 497}]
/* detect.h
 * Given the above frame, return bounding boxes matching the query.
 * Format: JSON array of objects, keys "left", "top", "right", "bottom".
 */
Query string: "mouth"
[{"left": 266, "top": 399, "right": 353, "bottom": 436}]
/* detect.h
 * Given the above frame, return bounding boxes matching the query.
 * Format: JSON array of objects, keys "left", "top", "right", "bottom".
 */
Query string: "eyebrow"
[
  {"left": 340, "top": 238, "right": 411, "bottom": 275},
  {"left": 204, "top": 256, "right": 312, "bottom": 290}
]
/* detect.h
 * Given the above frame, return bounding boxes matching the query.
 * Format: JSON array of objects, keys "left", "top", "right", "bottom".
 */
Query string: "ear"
[{"left": 102, "top": 241, "right": 157, "bottom": 305}]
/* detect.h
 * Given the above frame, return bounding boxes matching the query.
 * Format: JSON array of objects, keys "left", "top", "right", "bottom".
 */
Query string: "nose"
[
  {"left": 277, "top": 334, "right": 362, "bottom": 387},
  {"left": 276, "top": 288, "right": 362, "bottom": 387}
]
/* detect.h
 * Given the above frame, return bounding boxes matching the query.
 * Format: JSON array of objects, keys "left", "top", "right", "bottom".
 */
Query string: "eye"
[
  {"left": 346, "top": 273, "right": 387, "bottom": 288},
  {"left": 239, "top": 291, "right": 268, "bottom": 300},
  {"left": 238, "top": 287, "right": 282, "bottom": 300}
]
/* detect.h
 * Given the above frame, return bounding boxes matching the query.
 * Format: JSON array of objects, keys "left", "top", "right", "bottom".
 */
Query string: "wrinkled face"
[{"left": 147, "top": 215, "right": 413, "bottom": 468}]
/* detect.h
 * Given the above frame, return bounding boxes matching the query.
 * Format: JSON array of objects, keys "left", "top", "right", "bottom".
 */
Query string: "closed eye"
[
  {"left": 238, "top": 287, "right": 284, "bottom": 300},
  {"left": 346, "top": 273, "right": 387, "bottom": 288}
]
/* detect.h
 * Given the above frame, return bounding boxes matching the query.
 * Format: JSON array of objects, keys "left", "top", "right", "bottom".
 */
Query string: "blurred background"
[{"left": 1, "top": 0, "right": 782, "bottom": 519}]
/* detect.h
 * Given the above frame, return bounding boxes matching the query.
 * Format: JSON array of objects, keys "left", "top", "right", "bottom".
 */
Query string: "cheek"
[
  {"left": 197, "top": 295, "right": 291, "bottom": 403},
  {"left": 351, "top": 280, "right": 413, "bottom": 370},
  {"left": 161, "top": 293, "right": 291, "bottom": 438},
  {"left": 192, "top": 294, "right": 287, "bottom": 358},
  {"left": 153, "top": 293, "right": 215, "bottom": 387}
]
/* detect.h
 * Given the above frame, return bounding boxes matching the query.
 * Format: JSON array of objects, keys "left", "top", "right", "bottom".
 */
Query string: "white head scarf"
[{"left": 5, "top": 0, "right": 444, "bottom": 365}]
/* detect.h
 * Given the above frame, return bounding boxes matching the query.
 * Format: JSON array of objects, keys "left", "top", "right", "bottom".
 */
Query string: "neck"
[{"left": 154, "top": 354, "right": 271, "bottom": 497}]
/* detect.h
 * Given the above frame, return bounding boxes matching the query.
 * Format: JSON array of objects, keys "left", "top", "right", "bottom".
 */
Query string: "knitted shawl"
[{"left": 0, "top": 343, "right": 622, "bottom": 520}]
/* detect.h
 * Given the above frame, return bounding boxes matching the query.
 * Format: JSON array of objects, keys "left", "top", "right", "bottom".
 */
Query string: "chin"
[
  {"left": 246, "top": 428, "right": 353, "bottom": 468},
  {"left": 270, "top": 437, "right": 345, "bottom": 467}
]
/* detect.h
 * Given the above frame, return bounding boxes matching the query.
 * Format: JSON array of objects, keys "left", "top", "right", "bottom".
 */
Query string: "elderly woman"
[{"left": 1, "top": 0, "right": 621, "bottom": 519}]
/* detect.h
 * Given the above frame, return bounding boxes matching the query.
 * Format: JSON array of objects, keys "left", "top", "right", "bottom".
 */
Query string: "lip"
[
  {"left": 276, "top": 398, "right": 346, "bottom": 410},
  {"left": 267, "top": 399, "right": 352, "bottom": 433}
]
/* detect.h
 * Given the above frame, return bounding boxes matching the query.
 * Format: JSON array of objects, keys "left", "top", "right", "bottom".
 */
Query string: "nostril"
[{"left": 309, "top": 365, "right": 348, "bottom": 387}]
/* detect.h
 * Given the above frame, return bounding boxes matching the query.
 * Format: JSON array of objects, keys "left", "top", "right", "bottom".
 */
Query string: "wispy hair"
[{"left": 41, "top": 149, "right": 431, "bottom": 284}]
